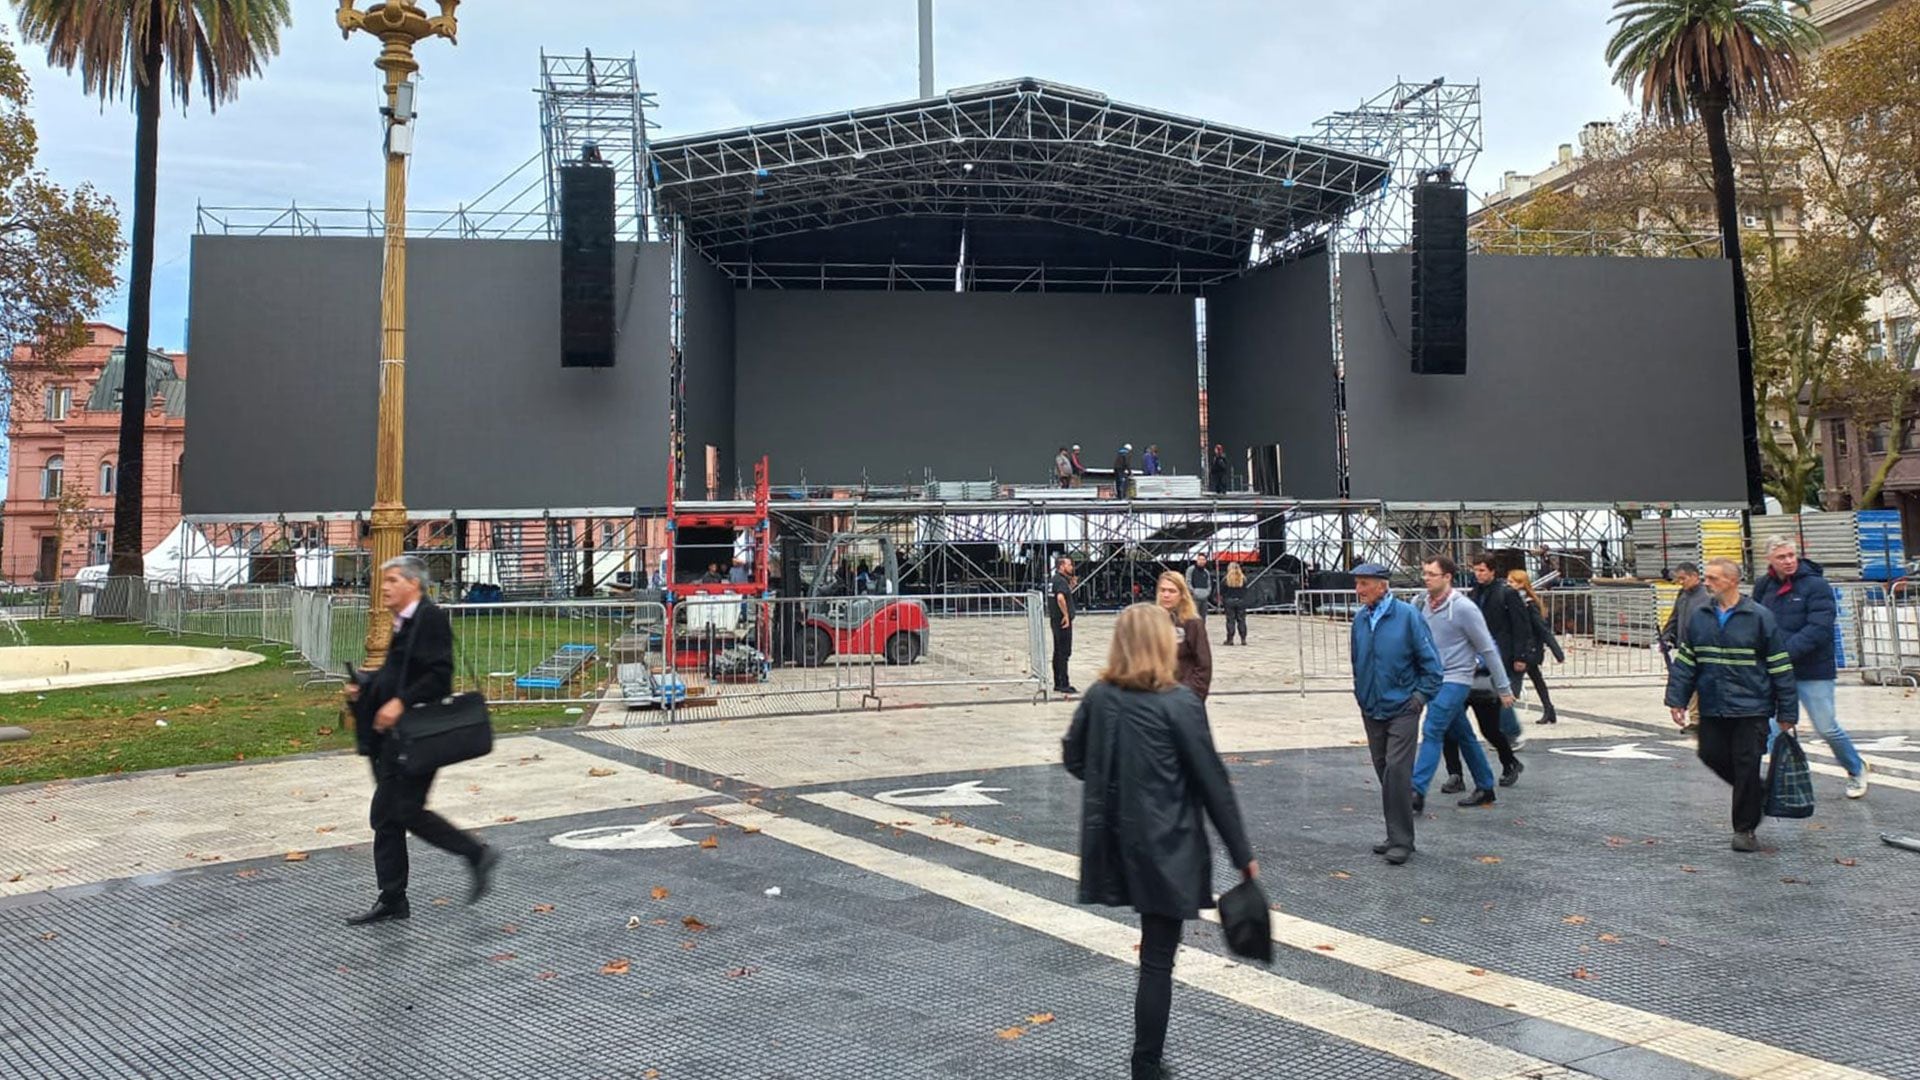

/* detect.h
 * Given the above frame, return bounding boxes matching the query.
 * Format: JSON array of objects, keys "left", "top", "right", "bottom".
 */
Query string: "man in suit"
[{"left": 344, "top": 555, "right": 499, "bottom": 925}]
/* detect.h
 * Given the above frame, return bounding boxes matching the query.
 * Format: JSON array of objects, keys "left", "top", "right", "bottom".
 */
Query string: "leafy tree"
[
  {"left": 16, "top": 0, "right": 290, "bottom": 580},
  {"left": 1607, "top": 0, "right": 1824, "bottom": 513}
]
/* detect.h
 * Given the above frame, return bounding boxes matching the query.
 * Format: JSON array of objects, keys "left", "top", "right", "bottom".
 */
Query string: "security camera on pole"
[{"left": 336, "top": 1, "right": 459, "bottom": 667}]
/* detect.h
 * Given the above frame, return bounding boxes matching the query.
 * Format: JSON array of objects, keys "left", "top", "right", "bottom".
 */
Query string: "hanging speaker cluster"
[
  {"left": 1411, "top": 177, "right": 1468, "bottom": 375},
  {"left": 559, "top": 162, "right": 616, "bottom": 368}
]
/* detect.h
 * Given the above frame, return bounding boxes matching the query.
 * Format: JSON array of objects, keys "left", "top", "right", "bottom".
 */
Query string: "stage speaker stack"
[
  {"left": 559, "top": 163, "right": 617, "bottom": 368},
  {"left": 1410, "top": 177, "right": 1468, "bottom": 375}
]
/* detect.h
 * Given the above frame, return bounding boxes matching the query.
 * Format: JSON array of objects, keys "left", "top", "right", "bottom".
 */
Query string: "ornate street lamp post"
[{"left": 336, "top": 1, "right": 458, "bottom": 667}]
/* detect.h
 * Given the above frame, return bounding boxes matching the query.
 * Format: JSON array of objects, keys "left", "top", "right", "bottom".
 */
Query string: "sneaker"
[
  {"left": 1731, "top": 831, "right": 1759, "bottom": 853},
  {"left": 1846, "top": 772, "right": 1869, "bottom": 799},
  {"left": 1509, "top": 733, "right": 1527, "bottom": 752},
  {"left": 1439, "top": 775, "right": 1465, "bottom": 795}
]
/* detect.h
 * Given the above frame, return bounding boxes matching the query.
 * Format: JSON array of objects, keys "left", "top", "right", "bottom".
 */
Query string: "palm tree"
[
  {"left": 1606, "top": 0, "right": 1821, "bottom": 514},
  {"left": 16, "top": 0, "right": 291, "bottom": 581}
]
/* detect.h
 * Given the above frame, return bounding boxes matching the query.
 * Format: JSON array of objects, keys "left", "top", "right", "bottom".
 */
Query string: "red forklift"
[{"left": 777, "top": 531, "right": 929, "bottom": 667}]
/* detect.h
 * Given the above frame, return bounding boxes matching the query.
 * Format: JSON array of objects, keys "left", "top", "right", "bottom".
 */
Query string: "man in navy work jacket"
[
  {"left": 1754, "top": 536, "right": 1868, "bottom": 799},
  {"left": 1349, "top": 562, "right": 1445, "bottom": 865},
  {"left": 1665, "top": 557, "right": 1798, "bottom": 853}
]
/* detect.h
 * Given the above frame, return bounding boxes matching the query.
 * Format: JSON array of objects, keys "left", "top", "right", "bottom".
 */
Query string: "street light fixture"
[{"left": 336, "top": 1, "right": 459, "bottom": 668}]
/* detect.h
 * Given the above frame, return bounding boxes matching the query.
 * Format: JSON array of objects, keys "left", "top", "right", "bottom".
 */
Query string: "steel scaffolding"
[
  {"left": 539, "top": 50, "right": 660, "bottom": 242},
  {"left": 1308, "top": 78, "right": 1484, "bottom": 254}
]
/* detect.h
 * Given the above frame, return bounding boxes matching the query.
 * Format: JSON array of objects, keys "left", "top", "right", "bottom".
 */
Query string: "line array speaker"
[
  {"left": 560, "top": 163, "right": 616, "bottom": 368},
  {"left": 1411, "top": 179, "right": 1468, "bottom": 375}
]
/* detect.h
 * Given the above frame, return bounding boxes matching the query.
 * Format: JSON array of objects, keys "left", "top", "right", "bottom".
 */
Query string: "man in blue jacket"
[
  {"left": 1350, "top": 563, "right": 1445, "bottom": 865},
  {"left": 1666, "top": 557, "right": 1799, "bottom": 852},
  {"left": 1754, "top": 537, "right": 1868, "bottom": 799}
]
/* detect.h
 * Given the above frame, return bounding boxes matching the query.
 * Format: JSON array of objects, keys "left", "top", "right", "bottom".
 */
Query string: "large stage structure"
[{"left": 181, "top": 58, "right": 1752, "bottom": 600}]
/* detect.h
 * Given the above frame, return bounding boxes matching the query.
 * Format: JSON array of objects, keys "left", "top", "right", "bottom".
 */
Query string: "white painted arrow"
[
  {"left": 548, "top": 814, "right": 718, "bottom": 850},
  {"left": 1856, "top": 735, "right": 1920, "bottom": 753},
  {"left": 875, "top": 779, "right": 1009, "bottom": 807},
  {"left": 1549, "top": 743, "right": 1671, "bottom": 761}
]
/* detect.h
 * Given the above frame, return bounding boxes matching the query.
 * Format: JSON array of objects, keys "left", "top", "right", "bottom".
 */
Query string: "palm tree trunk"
[
  {"left": 109, "top": 28, "right": 164, "bottom": 580},
  {"left": 1698, "top": 91, "right": 1767, "bottom": 514}
]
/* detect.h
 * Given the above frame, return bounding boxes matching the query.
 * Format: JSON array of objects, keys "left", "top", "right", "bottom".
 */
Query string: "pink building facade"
[{"left": 2, "top": 324, "right": 188, "bottom": 582}]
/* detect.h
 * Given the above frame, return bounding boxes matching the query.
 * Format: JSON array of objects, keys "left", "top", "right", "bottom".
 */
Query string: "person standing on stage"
[
  {"left": 1142, "top": 444, "right": 1161, "bottom": 477},
  {"left": 1054, "top": 446, "right": 1073, "bottom": 489},
  {"left": 343, "top": 556, "right": 499, "bottom": 925},
  {"left": 1506, "top": 568, "right": 1563, "bottom": 724},
  {"left": 1050, "top": 554, "right": 1078, "bottom": 695},
  {"left": 1754, "top": 537, "right": 1868, "bottom": 799},
  {"left": 1156, "top": 571, "right": 1212, "bottom": 700},
  {"left": 1413, "top": 556, "right": 1503, "bottom": 815},
  {"left": 1063, "top": 603, "right": 1256, "bottom": 1080},
  {"left": 1113, "top": 443, "right": 1134, "bottom": 499},
  {"left": 1665, "top": 557, "right": 1798, "bottom": 852},
  {"left": 1220, "top": 562, "right": 1249, "bottom": 645},
  {"left": 1347, "top": 562, "right": 1445, "bottom": 865},
  {"left": 1208, "top": 444, "right": 1230, "bottom": 493}
]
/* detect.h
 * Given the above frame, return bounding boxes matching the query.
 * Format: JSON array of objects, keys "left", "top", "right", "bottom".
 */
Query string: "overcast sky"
[{"left": 11, "top": 0, "right": 1636, "bottom": 352}]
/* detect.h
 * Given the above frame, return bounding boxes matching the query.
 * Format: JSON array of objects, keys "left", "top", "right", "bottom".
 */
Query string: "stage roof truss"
[{"left": 649, "top": 79, "right": 1389, "bottom": 274}]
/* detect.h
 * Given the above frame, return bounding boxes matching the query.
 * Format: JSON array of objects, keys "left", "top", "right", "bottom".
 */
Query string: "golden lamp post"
[{"left": 336, "top": 0, "right": 458, "bottom": 667}]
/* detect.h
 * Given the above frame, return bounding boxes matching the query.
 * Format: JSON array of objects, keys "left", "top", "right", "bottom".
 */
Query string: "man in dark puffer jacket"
[
  {"left": 1753, "top": 537, "right": 1868, "bottom": 799},
  {"left": 1666, "top": 557, "right": 1798, "bottom": 853}
]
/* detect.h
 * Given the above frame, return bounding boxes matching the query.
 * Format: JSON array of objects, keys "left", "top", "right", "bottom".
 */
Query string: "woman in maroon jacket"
[{"left": 1155, "top": 570, "right": 1213, "bottom": 699}]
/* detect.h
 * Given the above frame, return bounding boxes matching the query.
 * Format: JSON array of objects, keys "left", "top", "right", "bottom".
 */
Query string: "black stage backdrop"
[
  {"left": 732, "top": 290, "right": 1201, "bottom": 486},
  {"left": 1339, "top": 253, "right": 1745, "bottom": 503},
  {"left": 1202, "top": 254, "right": 1339, "bottom": 498}
]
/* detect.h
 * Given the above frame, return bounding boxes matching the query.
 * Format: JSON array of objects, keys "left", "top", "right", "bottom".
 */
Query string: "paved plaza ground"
[{"left": 3, "top": 670, "right": 1918, "bottom": 1078}]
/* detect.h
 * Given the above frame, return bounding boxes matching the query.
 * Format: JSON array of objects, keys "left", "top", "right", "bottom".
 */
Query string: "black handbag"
[
  {"left": 386, "top": 610, "right": 495, "bottom": 778},
  {"left": 1217, "top": 877, "right": 1273, "bottom": 963}
]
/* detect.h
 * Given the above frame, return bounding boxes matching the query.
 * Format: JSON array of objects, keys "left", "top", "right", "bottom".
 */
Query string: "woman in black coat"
[
  {"left": 1507, "top": 569, "right": 1564, "bottom": 724},
  {"left": 1064, "top": 603, "right": 1257, "bottom": 1080}
]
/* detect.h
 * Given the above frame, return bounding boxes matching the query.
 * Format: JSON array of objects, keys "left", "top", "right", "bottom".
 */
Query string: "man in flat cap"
[{"left": 1347, "top": 562, "right": 1443, "bottom": 864}]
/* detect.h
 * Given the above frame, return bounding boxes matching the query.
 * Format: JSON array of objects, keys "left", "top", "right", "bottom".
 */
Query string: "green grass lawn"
[{"left": 0, "top": 620, "right": 586, "bottom": 787}]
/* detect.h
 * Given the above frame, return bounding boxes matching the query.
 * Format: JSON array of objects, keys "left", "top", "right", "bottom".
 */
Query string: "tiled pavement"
[{"left": 3, "top": 684, "right": 1918, "bottom": 1079}]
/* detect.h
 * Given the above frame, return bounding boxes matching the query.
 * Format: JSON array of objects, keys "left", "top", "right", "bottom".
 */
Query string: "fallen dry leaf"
[
  {"left": 1027, "top": 1012, "right": 1055, "bottom": 1025},
  {"left": 283, "top": 851, "right": 310, "bottom": 862},
  {"left": 6, "top": 873, "right": 22, "bottom": 883},
  {"left": 1330, "top": 871, "right": 1352, "bottom": 880},
  {"left": 650, "top": 886, "right": 670, "bottom": 901},
  {"left": 1597, "top": 933, "right": 1621, "bottom": 944},
  {"left": 1418, "top": 917, "right": 1435, "bottom": 925},
  {"left": 680, "top": 940, "right": 696, "bottom": 951},
  {"left": 644, "top": 1071, "right": 659, "bottom": 1079},
  {"left": 682, "top": 916, "right": 709, "bottom": 932},
  {"left": 1780, "top": 876, "right": 1808, "bottom": 885},
  {"left": 651, "top": 918, "right": 669, "bottom": 926},
  {"left": 537, "top": 971, "right": 557, "bottom": 981},
  {"left": 234, "top": 870, "right": 259, "bottom": 880},
  {"left": 1604, "top": 836, "right": 1631, "bottom": 848},
  {"left": 1561, "top": 915, "right": 1589, "bottom": 926},
  {"left": 467, "top": 784, "right": 481, "bottom": 794},
  {"left": 1313, "top": 944, "right": 1336, "bottom": 952},
  {"left": 1835, "top": 857, "right": 1858, "bottom": 867},
  {"left": 432, "top": 897, "right": 451, "bottom": 906},
  {"left": 1466, "top": 968, "right": 1487, "bottom": 976},
  {"left": 727, "top": 966, "right": 759, "bottom": 978},
  {"left": 1679, "top": 865, "right": 1698, "bottom": 874},
  {"left": 996, "top": 1026, "right": 1026, "bottom": 1041},
  {"left": 500, "top": 923, "right": 521, "bottom": 935},
  {"left": 601, "top": 958, "right": 631, "bottom": 975},
  {"left": 699, "top": 836, "right": 719, "bottom": 850},
  {"left": 1570, "top": 967, "right": 1593, "bottom": 980},
  {"left": 315, "top": 825, "right": 336, "bottom": 834},
  {"left": 1475, "top": 856, "right": 1502, "bottom": 865},
  {"left": 587, "top": 767, "right": 616, "bottom": 778},
  {"left": 488, "top": 952, "right": 516, "bottom": 963},
  {"left": 38, "top": 932, "right": 57, "bottom": 942},
  {"left": 496, "top": 816, "right": 519, "bottom": 824},
  {"left": 531, "top": 904, "right": 555, "bottom": 914}
]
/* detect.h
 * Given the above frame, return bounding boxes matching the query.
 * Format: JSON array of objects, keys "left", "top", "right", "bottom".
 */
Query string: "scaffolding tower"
[
  {"left": 539, "top": 50, "right": 660, "bottom": 242},
  {"left": 1309, "top": 78, "right": 1483, "bottom": 253}
]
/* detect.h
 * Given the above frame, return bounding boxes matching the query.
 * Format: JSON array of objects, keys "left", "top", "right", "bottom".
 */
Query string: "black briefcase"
[{"left": 391, "top": 693, "right": 494, "bottom": 778}]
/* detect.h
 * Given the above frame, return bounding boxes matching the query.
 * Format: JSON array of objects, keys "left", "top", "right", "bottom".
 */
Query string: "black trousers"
[
  {"left": 369, "top": 753, "right": 483, "bottom": 902},
  {"left": 1223, "top": 602, "right": 1248, "bottom": 644},
  {"left": 1132, "top": 913, "right": 1183, "bottom": 1077},
  {"left": 1445, "top": 696, "right": 1519, "bottom": 775},
  {"left": 1524, "top": 664, "right": 1556, "bottom": 718},
  {"left": 1051, "top": 623, "right": 1073, "bottom": 690},
  {"left": 1697, "top": 715, "right": 1768, "bottom": 833}
]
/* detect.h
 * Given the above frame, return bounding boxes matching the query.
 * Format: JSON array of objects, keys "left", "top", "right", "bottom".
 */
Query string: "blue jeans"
[
  {"left": 1411, "top": 683, "right": 1496, "bottom": 795},
  {"left": 1767, "top": 678, "right": 1864, "bottom": 777}
]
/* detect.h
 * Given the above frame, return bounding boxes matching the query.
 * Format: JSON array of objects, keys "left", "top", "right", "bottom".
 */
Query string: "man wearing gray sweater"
[{"left": 1411, "top": 556, "right": 1508, "bottom": 810}]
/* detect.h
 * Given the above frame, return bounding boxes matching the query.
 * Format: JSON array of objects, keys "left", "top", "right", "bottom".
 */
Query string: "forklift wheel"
[
  {"left": 885, "top": 631, "right": 923, "bottom": 666},
  {"left": 796, "top": 627, "right": 834, "bottom": 668}
]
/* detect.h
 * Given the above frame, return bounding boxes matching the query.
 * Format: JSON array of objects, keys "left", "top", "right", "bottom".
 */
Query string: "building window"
[
  {"left": 1866, "top": 422, "right": 1892, "bottom": 455},
  {"left": 1905, "top": 420, "right": 1920, "bottom": 453},
  {"left": 44, "top": 386, "right": 72, "bottom": 421},
  {"left": 89, "top": 529, "right": 109, "bottom": 567},
  {"left": 99, "top": 459, "right": 116, "bottom": 495},
  {"left": 1833, "top": 421, "right": 1848, "bottom": 458},
  {"left": 41, "top": 455, "right": 63, "bottom": 499},
  {"left": 173, "top": 455, "right": 183, "bottom": 494},
  {"left": 1892, "top": 318, "right": 1916, "bottom": 366}
]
